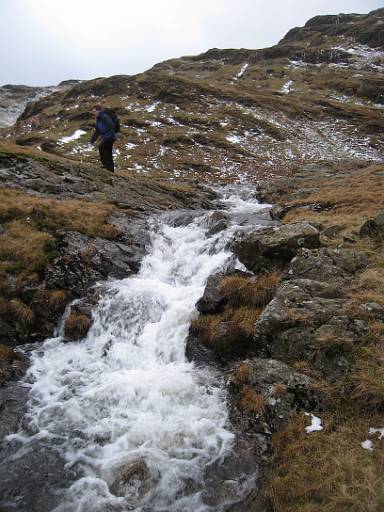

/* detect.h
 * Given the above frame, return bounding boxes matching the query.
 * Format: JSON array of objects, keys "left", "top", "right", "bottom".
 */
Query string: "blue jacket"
[{"left": 91, "top": 111, "right": 116, "bottom": 143}]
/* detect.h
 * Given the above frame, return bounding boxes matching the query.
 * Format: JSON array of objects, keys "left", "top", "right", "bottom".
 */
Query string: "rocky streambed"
[{"left": 0, "top": 172, "right": 381, "bottom": 511}]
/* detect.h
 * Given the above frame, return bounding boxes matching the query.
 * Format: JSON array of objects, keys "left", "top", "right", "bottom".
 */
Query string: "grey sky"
[{"left": 1, "top": 0, "right": 382, "bottom": 86}]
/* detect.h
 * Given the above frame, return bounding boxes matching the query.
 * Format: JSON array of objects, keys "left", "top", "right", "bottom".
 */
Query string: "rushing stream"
[{"left": 2, "top": 186, "right": 273, "bottom": 512}]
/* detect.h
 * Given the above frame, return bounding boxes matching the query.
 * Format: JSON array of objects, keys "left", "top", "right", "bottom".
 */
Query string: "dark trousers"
[{"left": 98, "top": 138, "right": 114, "bottom": 172}]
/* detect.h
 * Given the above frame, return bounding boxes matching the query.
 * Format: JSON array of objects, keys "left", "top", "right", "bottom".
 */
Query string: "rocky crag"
[
  {"left": 0, "top": 8, "right": 384, "bottom": 512},
  {"left": 0, "top": 81, "right": 78, "bottom": 129}
]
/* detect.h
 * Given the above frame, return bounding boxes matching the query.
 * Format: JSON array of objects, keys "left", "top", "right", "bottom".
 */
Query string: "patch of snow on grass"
[
  {"left": 226, "top": 134, "right": 242, "bottom": 144},
  {"left": 288, "top": 60, "right": 307, "bottom": 69},
  {"left": 281, "top": 80, "right": 294, "bottom": 94},
  {"left": 361, "top": 439, "right": 374, "bottom": 451},
  {"left": 234, "top": 63, "right": 249, "bottom": 79},
  {"left": 369, "top": 427, "right": 384, "bottom": 439},
  {"left": 70, "top": 143, "right": 93, "bottom": 155},
  {"left": 304, "top": 413, "right": 323, "bottom": 433},
  {"left": 145, "top": 102, "right": 159, "bottom": 112},
  {"left": 59, "top": 129, "right": 87, "bottom": 144}
]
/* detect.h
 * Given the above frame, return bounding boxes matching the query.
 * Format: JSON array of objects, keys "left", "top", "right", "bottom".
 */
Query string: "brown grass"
[
  {"left": 0, "top": 344, "right": 20, "bottom": 362},
  {"left": 0, "top": 220, "right": 53, "bottom": 270},
  {"left": 351, "top": 345, "right": 384, "bottom": 412},
  {"left": 231, "top": 362, "right": 253, "bottom": 385},
  {"left": 0, "top": 298, "right": 34, "bottom": 326},
  {"left": 64, "top": 313, "right": 92, "bottom": 340},
  {"left": 190, "top": 306, "right": 261, "bottom": 352},
  {"left": 239, "top": 386, "right": 266, "bottom": 414},
  {"left": 33, "top": 289, "right": 68, "bottom": 313},
  {"left": 273, "top": 383, "right": 288, "bottom": 397},
  {"left": 268, "top": 414, "right": 384, "bottom": 512},
  {"left": 220, "top": 271, "right": 281, "bottom": 308},
  {"left": 283, "top": 165, "right": 384, "bottom": 233},
  {"left": 263, "top": 163, "right": 384, "bottom": 511},
  {"left": 0, "top": 188, "right": 117, "bottom": 237}
]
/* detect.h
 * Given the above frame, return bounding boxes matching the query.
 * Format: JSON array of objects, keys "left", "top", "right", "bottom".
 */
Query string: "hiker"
[{"left": 90, "top": 105, "right": 117, "bottom": 172}]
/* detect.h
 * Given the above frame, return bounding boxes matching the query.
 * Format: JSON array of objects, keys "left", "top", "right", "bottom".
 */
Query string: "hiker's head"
[{"left": 91, "top": 105, "right": 103, "bottom": 118}]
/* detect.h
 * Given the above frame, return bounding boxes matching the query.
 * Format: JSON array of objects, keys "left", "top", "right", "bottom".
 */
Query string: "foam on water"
[{"left": 16, "top": 190, "right": 271, "bottom": 511}]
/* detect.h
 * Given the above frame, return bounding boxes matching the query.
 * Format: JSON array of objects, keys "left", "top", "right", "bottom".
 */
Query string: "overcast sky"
[{"left": 1, "top": 0, "right": 382, "bottom": 86}]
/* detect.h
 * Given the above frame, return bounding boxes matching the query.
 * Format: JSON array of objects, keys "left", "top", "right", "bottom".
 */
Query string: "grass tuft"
[
  {"left": 220, "top": 271, "right": 281, "bottom": 308},
  {"left": 239, "top": 386, "right": 266, "bottom": 414},
  {"left": 64, "top": 312, "right": 92, "bottom": 340}
]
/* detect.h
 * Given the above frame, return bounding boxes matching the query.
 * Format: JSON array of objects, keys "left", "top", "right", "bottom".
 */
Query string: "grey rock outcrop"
[
  {"left": 253, "top": 279, "right": 368, "bottom": 379},
  {"left": 360, "top": 210, "right": 384, "bottom": 239},
  {"left": 289, "top": 247, "right": 368, "bottom": 284},
  {"left": 232, "top": 222, "right": 320, "bottom": 273},
  {"left": 227, "top": 357, "right": 320, "bottom": 434}
]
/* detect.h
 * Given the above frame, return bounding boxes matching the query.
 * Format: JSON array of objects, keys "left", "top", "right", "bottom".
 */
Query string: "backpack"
[{"left": 104, "top": 109, "right": 121, "bottom": 133}]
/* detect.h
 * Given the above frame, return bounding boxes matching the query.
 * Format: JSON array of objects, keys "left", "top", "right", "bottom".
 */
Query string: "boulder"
[
  {"left": 227, "top": 358, "right": 321, "bottom": 434},
  {"left": 62, "top": 287, "right": 100, "bottom": 342},
  {"left": 253, "top": 279, "right": 368, "bottom": 379},
  {"left": 109, "top": 459, "right": 155, "bottom": 500},
  {"left": 289, "top": 247, "right": 368, "bottom": 284},
  {"left": 44, "top": 228, "right": 146, "bottom": 297},
  {"left": 206, "top": 211, "right": 229, "bottom": 235},
  {"left": 232, "top": 222, "right": 320, "bottom": 273},
  {"left": 359, "top": 210, "right": 384, "bottom": 239},
  {"left": 195, "top": 272, "right": 227, "bottom": 314}
]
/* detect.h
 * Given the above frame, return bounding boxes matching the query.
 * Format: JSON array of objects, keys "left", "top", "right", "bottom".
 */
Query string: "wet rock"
[
  {"left": 359, "top": 210, "right": 384, "bottom": 239},
  {"left": 256, "top": 177, "right": 301, "bottom": 204},
  {"left": 109, "top": 459, "right": 155, "bottom": 499},
  {"left": 202, "top": 434, "right": 268, "bottom": 510},
  {"left": 44, "top": 227, "right": 145, "bottom": 297},
  {"left": 196, "top": 272, "right": 227, "bottom": 314},
  {"left": 206, "top": 211, "right": 229, "bottom": 235},
  {"left": 0, "top": 439, "right": 79, "bottom": 512},
  {"left": 227, "top": 358, "right": 321, "bottom": 434},
  {"left": 269, "top": 204, "right": 291, "bottom": 220},
  {"left": 185, "top": 333, "right": 222, "bottom": 367},
  {"left": 0, "top": 345, "right": 29, "bottom": 386},
  {"left": 232, "top": 222, "right": 320, "bottom": 273},
  {"left": 0, "top": 318, "right": 18, "bottom": 347},
  {"left": 63, "top": 288, "right": 100, "bottom": 341}
]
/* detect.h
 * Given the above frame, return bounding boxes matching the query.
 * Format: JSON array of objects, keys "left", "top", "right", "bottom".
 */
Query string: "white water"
[{"left": 14, "top": 189, "right": 272, "bottom": 511}]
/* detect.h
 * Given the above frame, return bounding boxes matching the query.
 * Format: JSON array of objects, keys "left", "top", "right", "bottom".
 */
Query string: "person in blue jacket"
[{"left": 90, "top": 105, "right": 117, "bottom": 172}]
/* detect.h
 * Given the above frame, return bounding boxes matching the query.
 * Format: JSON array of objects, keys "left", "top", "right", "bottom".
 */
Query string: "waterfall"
[{"left": 8, "top": 186, "right": 272, "bottom": 512}]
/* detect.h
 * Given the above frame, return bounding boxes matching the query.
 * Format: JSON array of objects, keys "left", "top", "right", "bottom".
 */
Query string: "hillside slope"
[{"left": 1, "top": 8, "right": 383, "bottom": 182}]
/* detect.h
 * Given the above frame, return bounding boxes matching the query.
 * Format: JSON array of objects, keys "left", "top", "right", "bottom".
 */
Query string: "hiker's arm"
[{"left": 90, "top": 126, "right": 99, "bottom": 143}]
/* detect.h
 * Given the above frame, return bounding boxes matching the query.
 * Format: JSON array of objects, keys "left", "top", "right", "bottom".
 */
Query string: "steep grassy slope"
[{"left": 2, "top": 8, "right": 383, "bottom": 183}]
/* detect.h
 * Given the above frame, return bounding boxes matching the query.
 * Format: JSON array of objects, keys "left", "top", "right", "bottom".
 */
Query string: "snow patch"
[
  {"left": 234, "top": 63, "right": 249, "bottom": 79},
  {"left": 361, "top": 439, "right": 373, "bottom": 451},
  {"left": 145, "top": 102, "right": 159, "bottom": 112},
  {"left": 59, "top": 129, "right": 87, "bottom": 144},
  {"left": 304, "top": 413, "right": 323, "bottom": 433},
  {"left": 369, "top": 427, "right": 384, "bottom": 439},
  {"left": 226, "top": 134, "right": 242, "bottom": 144},
  {"left": 281, "top": 80, "right": 293, "bottom": 94}
]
